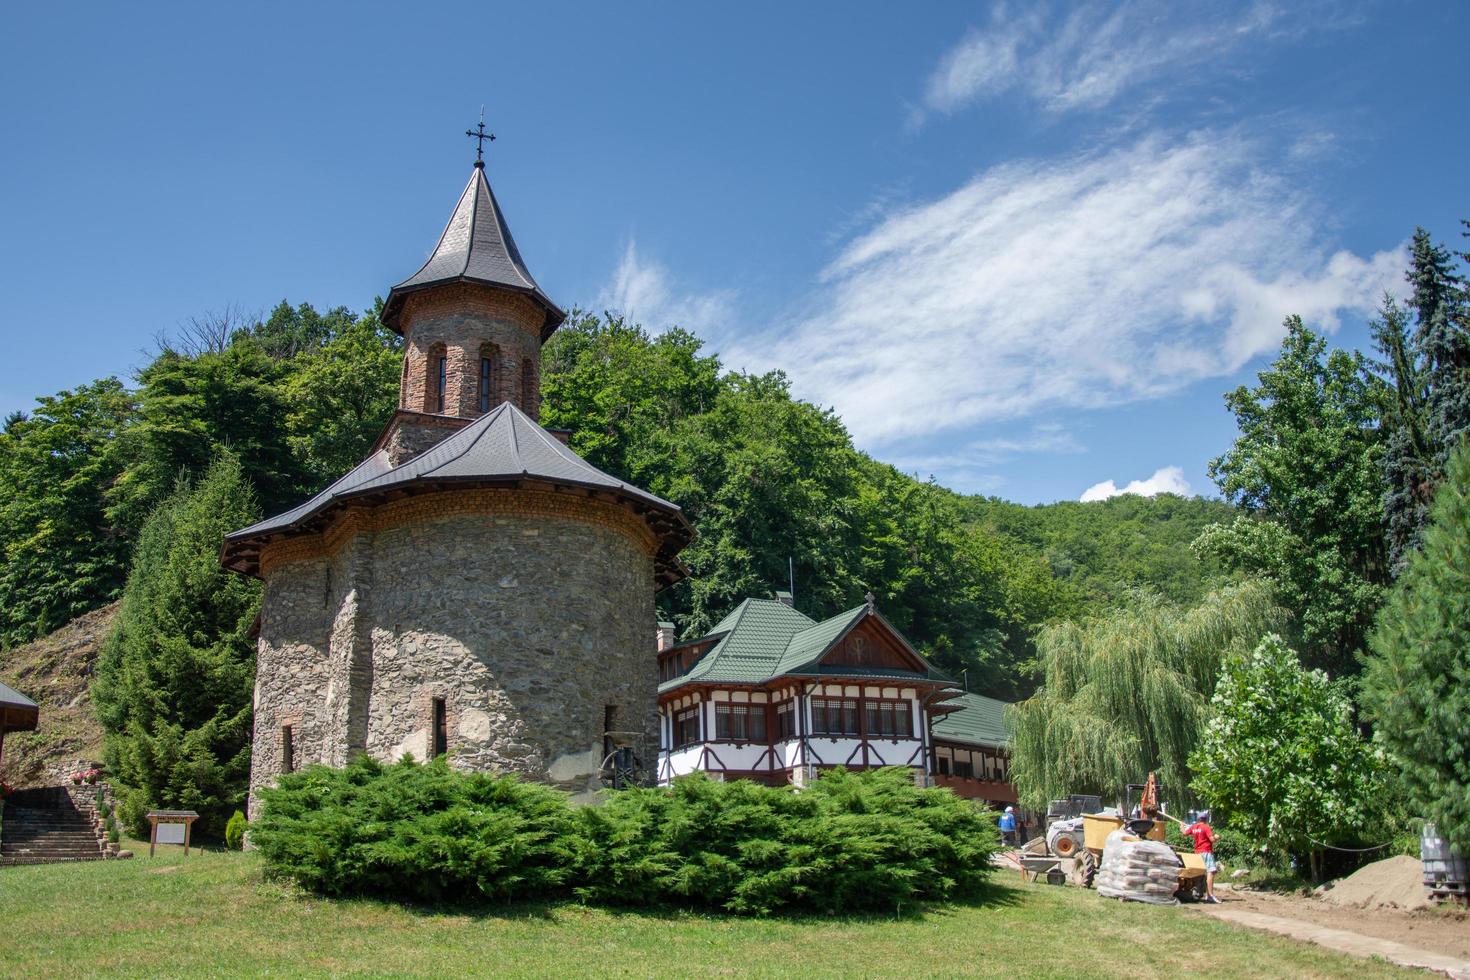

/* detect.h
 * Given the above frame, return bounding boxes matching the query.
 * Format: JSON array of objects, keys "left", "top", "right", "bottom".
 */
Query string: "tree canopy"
[
  {"left": 1194, "top": 317, "right": 1387, "bottom": 676},
  {"left": 1363, "top": 442, "right": 1470, "bottom": 851},
  {"left": 1191, "top": 634, "right": 1392, "bottom": 879},
  {"left": 1006, "top": 581, "right": 1282, "bottom": 812},
  {"left": 92, "top": 453, "right": 263, "bottom": 836}
]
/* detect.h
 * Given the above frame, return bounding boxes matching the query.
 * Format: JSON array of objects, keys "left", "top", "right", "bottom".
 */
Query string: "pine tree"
[
  {"left": 1369, "top": 298, "right": 1434, "bottom": 571},
  {"left": 1363, "top": 442, "right": 1470, "bottom": 852},
  {"left": 92, "top": 452, "right": 262, "bottom": 836},
  {"left": 1408, "top": 229, "right": 1470, "bottom": 473}
]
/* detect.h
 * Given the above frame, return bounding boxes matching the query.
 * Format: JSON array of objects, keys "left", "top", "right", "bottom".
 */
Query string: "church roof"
[
  {"left": 222, "top": 401, "right": 692, "bottom": 586},
  {"left": 659, "top": 598, "right": 953, "bottom": 693},
  {"left": 382, "top": 163, "right": 565, "bottom": 339}
]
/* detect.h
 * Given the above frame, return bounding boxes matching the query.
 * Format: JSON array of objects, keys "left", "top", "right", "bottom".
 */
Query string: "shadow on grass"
[{"left": 271, "top": 873, "right": 1024, "bottom": 927}]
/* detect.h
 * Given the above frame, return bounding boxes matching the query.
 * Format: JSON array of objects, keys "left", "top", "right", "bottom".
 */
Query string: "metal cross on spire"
[{"left": 465, "top": 107, "right": 495, "bottom": 166}]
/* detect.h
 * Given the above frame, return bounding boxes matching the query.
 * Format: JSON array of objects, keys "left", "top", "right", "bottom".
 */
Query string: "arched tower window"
[
  {"left": 478, "top": 344, "right": 495, "bottom": 414},
  {"left": 424, "top": 343, "right": 448, "bottom": 414}
]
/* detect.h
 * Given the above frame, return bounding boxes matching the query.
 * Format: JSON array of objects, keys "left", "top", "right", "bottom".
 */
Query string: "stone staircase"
[{"left": 0, "top": 786, "right": 109, "bottom": 866}]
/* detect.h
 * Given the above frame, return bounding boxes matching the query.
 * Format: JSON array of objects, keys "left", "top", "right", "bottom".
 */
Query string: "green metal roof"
[
  {"left": 772, "top": 605, "right": 867, "bottom": 675},
  {"left": 931, "top": 692, "right": 1010, "bottom": 749},
  {"left": 660, "top": 598, "right": 948, "bottom": 693}
]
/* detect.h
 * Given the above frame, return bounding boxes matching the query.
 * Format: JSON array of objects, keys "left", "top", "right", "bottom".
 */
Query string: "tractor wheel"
[
  {"left": 1053, "top": 833, "right": 1079, "bottom": 857},
  {"left": 1072, "top": 847, "right": 1098, "bottom": 888}
]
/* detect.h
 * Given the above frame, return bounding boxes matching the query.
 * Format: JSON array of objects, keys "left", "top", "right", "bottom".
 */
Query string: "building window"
[
  {"left": 715, "top": 703, "right": 767, "bottom": 742},
  {"left": 673, "top": 707, "right": 700, "bottom": 748},
  {"left": 775, "top": 700, "right": 797, "bottom": 740},
  {"left": 281, "top": 725, "right": 295, "bottom": 774},
  {"left": 937, "top": 755, "right": 951, "bottom": 776},
  {"left": 953, "top": 755, "right": 974, "bottom": 779},
  {"left": 479, "top": 356, "right": 493, "bottom": 413},
  {"left": 810, "top": 697, "right": 860, "bottom": 736},
  {"left": 865, "top": 701, "right": 914, "bottom": 738},
  {"left": 431, "top": 698, "right": 448, "bottom": 758},
  {"left": 435, "top": 355, "right": 447, "bottom": 412}
]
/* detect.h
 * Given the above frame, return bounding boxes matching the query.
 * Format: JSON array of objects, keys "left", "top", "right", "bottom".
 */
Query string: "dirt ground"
[{"left": 1217, "top": 883, "right": 1470, "bottom": 961}]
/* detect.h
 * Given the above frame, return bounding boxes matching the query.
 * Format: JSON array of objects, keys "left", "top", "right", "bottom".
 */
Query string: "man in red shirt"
[{"left": 1184, "top": 811, "right": 1221, "bottom": 903}]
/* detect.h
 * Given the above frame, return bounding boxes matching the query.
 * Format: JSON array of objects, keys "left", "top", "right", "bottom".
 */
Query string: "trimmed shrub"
[
  {"left": 575, "top": 768, "right": 999, "bottom": 915},
  {"left": 251, "top": 755, "right": 578, "bottom": 901},
  {"left": 224, "top": 810, "right": 247, "bottom": 851}
]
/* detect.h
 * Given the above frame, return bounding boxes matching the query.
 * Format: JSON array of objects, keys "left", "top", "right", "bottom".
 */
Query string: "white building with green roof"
[{"left": 655, "top": 593, "right": 1016, "bottom": 804}]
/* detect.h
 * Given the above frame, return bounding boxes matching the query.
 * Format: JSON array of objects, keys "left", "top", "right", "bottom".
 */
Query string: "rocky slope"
[{"left": 0, "top": 603, "right": 115, "bottom": 787}]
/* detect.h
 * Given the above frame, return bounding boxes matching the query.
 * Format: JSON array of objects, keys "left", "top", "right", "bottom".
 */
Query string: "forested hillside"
[
  {"left": 0, "top": 305, "right": 1229, "bottom": 701},
  {"left": 961, "top": 494, "right": 1235, "bottom": 609}
]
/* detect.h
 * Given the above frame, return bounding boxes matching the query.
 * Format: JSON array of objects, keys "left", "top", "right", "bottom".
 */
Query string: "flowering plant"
[
  {"left": 70, "top": 772, "right": 83, "bottom": 785},
  {"left": 83, "top": 768, "right": 101, "bottom": 784}
]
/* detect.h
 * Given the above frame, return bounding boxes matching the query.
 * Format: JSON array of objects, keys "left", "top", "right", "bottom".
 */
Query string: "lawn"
[{"left": 0, "top": 849, "right": 1413, "bottom": 978}]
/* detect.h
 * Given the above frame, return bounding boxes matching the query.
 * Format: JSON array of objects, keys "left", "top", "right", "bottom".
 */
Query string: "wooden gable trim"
[{"left": 818, "top": 613, "right": 930, "bottom": 675}]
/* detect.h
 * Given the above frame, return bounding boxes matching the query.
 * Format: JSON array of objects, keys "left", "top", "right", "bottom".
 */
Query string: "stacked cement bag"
[{"left": 1094, "top": 829, "right": 1182, "bottom": 904}]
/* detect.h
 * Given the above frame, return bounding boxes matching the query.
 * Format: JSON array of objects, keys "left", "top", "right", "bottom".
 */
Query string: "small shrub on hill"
[
  {"left": 251, "top": 755, "right": 578, "bottom": 902},
  {"left": 575, "top": 768, "right": 998, "bottom": 915}
]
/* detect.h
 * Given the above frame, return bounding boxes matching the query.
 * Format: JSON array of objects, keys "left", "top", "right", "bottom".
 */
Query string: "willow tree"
[{"left": 1007, "top": 582, "right": 1283, "bottom": 812}]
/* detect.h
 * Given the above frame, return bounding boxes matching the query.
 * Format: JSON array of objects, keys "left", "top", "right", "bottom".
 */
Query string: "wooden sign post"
[{"left": 146, "top": 810, "right": 199, "bottom": 857}]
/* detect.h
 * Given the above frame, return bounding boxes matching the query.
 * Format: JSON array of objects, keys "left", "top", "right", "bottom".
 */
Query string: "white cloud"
[
  {"left": 1080, "top": 465, "right": 1192, "bottom": 502},
  {"left": 920, "top": 2, "right": 1285, "bottom": 120},
  {"left": 742, "top": 131, "right": 1404, "bottom": 448},
  {"left": 596, "top": 240, "right": 734, "bottom": 336}
]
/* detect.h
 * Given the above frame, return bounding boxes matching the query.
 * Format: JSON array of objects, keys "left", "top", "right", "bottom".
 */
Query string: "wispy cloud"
[
  {"left": 918, "top": 2, "right": 1287, "bottom": 121},
  {"left": 596, "top": 240, "right": 735, "bottom": 336},
  {"left": 1080, "top": 465, "right": 1192, "bottom": 502},
  {"left": 743, "top": 131, "right": 1404, "bottom": 449},
  {"left": 889, "top": 423, "right": 1084, "bottom": 494}
]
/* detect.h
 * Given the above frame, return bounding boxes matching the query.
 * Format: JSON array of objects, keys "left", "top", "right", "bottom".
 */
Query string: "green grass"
[{"left": 0, "top": 850, "right": 1414, "bottom": 978}]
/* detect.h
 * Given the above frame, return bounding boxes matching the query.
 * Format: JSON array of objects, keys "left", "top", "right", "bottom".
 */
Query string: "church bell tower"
[{"left": 378, "top": 128, "right": 565, "bottom": 462}]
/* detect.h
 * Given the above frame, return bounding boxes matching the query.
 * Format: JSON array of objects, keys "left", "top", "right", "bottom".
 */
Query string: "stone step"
[
  {"left": 0, "top": 855, "right": 106, "bottom": 867},
  {"left": 3, "top": 835, "right": 102, "bottom": 846},
  {"left": 3, "top": 825, "right": 96, "bottom": 833}
]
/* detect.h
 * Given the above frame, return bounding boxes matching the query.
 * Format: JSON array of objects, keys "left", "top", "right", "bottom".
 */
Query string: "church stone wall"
[{"left": 247, "top": 504, "right": 658, "bottom": 816}]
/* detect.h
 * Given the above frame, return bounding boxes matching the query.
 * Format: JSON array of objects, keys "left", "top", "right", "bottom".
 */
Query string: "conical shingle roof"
[
  {"left": 222, "top": 402, "right": 691, "bottom": 586},
  {"left": 382, "top": 163, "right": 565, "bottom": 338}
]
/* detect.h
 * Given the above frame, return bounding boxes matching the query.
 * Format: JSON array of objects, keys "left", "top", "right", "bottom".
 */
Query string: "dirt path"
[{"left": 1194, "top": 888, "right": 1470, "bottom": 979}]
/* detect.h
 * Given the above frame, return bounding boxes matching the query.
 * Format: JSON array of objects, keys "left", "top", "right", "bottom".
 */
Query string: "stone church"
[{"left": 222, "top": 155, "right": 692, "bottom": 815}]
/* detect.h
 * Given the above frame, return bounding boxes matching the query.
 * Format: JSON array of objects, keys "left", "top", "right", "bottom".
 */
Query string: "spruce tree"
[
  {"left": 1363, "top": 442, "right": 1470, "bottom": 851},
  {"left": 1369, "top": 298, "right": 1434, "bottom": 572},
  {"left": 1408, "top": 229, "right": 1470, "bottom": 473},
  {"left": 92, "top": 452, "right": 262, "bottom": 836}
]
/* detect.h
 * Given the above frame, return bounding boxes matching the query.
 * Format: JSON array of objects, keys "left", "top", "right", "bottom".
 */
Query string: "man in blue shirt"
[{"left": 999, "top": 806, "right": 1018, "bottom": 847}]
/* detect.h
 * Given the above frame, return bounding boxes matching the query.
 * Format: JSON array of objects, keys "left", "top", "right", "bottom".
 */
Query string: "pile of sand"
[{"left": 1317, "top": 855, "right": 1433, "bottom": 911}]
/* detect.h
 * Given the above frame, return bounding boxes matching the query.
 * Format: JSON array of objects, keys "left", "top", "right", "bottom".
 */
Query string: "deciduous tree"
[{"left": 1191, "top": 635, "right": 1392, "bottom": 879}]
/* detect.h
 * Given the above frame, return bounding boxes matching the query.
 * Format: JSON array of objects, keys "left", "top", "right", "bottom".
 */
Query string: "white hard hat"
[{"left": 1005, "top": 806, "right": 1015, "bottom": 813}]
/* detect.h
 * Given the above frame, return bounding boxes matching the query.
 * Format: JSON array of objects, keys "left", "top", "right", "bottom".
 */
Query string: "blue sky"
[{"left": 1, "top": 2, "right": 1464, "bottom": 504}]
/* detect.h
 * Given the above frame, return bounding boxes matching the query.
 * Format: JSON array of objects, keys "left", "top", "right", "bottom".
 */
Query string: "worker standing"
[
  {"left": 999, "top": 806, "right": 1018, "bottom": 848},
  {"left": 1184, "top": 811, "right": 1221, "bottom": 903}
]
